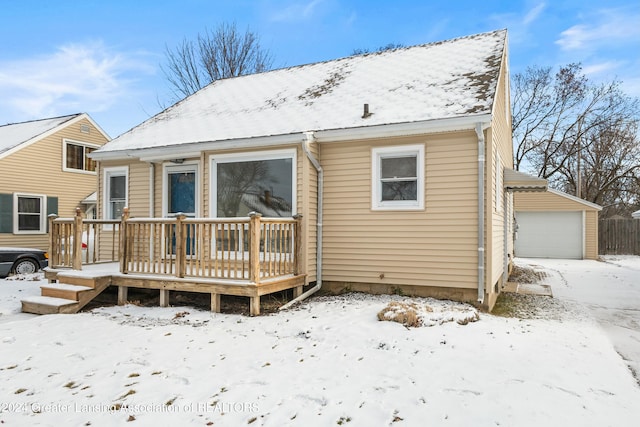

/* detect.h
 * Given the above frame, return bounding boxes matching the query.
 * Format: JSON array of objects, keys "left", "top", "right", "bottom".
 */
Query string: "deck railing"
[
  {"left": 49, "top": 209, "right": 121, "bottom": 268},
  {"left": 49, "top": 208, "right": 302, "bottom": 284}
]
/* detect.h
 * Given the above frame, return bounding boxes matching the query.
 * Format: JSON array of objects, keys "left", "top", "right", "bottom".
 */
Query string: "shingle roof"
[
  {"left": 0, "top": 114, "right": 81, "bottom": 156},
  {"left": 98, "top": 29, "right": 507, "bottom": 155}
]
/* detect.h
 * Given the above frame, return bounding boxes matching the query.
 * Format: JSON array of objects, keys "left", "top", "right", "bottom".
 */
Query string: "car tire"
[{"left": 12, "top": 258, "right": 39, "bottom": 275}]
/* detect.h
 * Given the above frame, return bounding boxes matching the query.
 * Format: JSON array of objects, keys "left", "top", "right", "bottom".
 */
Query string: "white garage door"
[{"left": 515, "top": 211, "right": 583, "bottom": 259}]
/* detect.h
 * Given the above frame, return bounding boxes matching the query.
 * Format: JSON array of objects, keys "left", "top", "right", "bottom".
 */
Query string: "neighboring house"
[
  {"left": 514, "top": 189, "right": 601, "bottom": 260},
  {"left": 89, "top": 29, "right": 539, "bottom": 311},
  {"left": 0, "top": 114, "right": 110, "bottom": 250},
  {"left": 633, "top": 210, "right": 640, "bottom": 219}
]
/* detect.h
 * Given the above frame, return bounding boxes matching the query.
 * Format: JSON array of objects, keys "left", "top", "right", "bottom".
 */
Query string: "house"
[
  {"left": 0, "top": 114, "right": 110, "bottom": 250},
  {"left": 514, "top": 189, "right": 601, "bottom": 259},
  {"left": 633, "top": 210, "right": 640, "bottom": 219},
  {"left": 26, "top": 29, "right": 546, "bottom": 315}
]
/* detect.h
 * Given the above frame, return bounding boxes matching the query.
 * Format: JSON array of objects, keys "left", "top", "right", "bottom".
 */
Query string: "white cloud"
[
  {"left": 488, "top": 2, "right": 546, "bottom": 44},
  {"left": 556, "top": 8, "right": 640, "bottom": 51},
  {"left": 523, "top": 2, "right": 546, "bottom": 26},
  {"left": 269, "top": 0, "right": 325, "bottom": 22},
  {"left": 0, "top": 41, "right": 154, "bottom": 120},
  {"left": 582, "top": 61, "right": 622, "bottom": 77}
]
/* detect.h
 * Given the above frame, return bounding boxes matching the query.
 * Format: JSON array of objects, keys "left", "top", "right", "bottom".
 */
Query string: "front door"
[{"left": 165, "top": 164, "right": 198, "bottom": 255}]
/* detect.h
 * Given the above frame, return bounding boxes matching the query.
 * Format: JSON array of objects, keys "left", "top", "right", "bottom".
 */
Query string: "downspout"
[
  {"left": 503, "top": 191, "right": 509, "bottom": 285},
  {"left": 476, "top": 123, "right": 486, "bottom": 304},
  {"left": 280, "top": 131, "right": 323, "bottom": 310}
]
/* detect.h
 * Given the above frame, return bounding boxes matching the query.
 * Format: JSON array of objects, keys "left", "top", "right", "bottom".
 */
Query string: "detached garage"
[{"left": 514, "top": 189, "right": 602, "bottom": 259}]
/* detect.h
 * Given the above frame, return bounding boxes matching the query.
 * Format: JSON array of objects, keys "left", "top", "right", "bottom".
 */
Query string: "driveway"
[{"left": 517, "top": 256, "right": 640, "bottom": 382}]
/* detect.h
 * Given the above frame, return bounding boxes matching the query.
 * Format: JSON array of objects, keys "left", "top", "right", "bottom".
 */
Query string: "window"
[
  {"left": 211, "top": 150, "right": 296, "bottom": 218},
  {"left": 103, "top": 167, "right": 128, "bottom": 220},
  {"left": 13, "top": 193, "right": 46, "bottom": 234},
  {"left": 163, "top": 163, "right": 198, "bottom": 217},
  {"left": 372, "top": 145, "right": 424, "bottom": 210},
  {"left": 63, "top": 139, "right": 98, "bottom": 173}
]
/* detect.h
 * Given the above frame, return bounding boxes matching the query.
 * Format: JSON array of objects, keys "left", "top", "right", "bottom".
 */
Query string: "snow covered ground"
[
  {"left": 1, "top": 259, "right": 640, "bottom": 426},
  {"left": 517, "top": 255, "right": 640, "bottom": 385}
]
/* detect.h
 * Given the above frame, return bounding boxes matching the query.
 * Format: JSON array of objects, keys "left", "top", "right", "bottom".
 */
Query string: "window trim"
[
  {"left": 209, "top": 149, "right": 297, "bottom": 218},
  {"left": 13, "top": 193, "right": 47, "bottom": 234},
  {"left": 162, "top": 161, "right": 200, "bottom": 218},
  {"left": 62, "top": 139, "right": 100, "bottom": 174},
  {"left": 371, "top": 144, "right": 425, "bottom": 211},
  {"left": 103, "top": 166, "right": 128, "bottom": 224}
]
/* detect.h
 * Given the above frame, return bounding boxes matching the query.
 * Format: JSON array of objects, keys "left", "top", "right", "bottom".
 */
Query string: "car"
[{"left": 0, "top": 247, "right": 49, "bottom": 277}]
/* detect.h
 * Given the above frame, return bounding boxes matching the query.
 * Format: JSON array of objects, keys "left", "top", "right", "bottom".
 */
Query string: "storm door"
[{"left": 164, "top": 164, "right": 198, "bottom": 256}]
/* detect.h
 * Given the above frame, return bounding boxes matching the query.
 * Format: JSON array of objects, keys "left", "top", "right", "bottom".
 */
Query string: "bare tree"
[
  {"left": 352, "top": 43, "right": 404, "bottom": 56},
  {"left": 162, "top": 23, "right": 274, "bottom": 101},
  {"left": 512, "top": 63, "right": 640, "bottom": 217}
]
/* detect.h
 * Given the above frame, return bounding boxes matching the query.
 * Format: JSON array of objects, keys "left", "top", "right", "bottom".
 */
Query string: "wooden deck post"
[
  {"left": 160, "top": 289, "right": 170, "bottom": 307},
  {"left": 293, "top": 214, "right": 303, "bottom": 275},
  {"left": 72, "top": 208, "right": 83, "bottom": 270},
  {"left": 48, "top": 214, "right": 58, "bottom": 270},
  {"left": 174, "top": 213, "right": 186, "bottom": 278},
  {"left": 119, "top": 207, "right": 130, "bottom": 274},
  {"left": 117, "top": 286, "right": 128, "bottom": 305},
  {"left": 249, "top": 296, "right": 260, "bottom": 316},
  {"left": 248, "top": 212, "right": 262, "bottom": 284},
  {"left": 211, "top": 293, "right": 221, "bottom": 313}
]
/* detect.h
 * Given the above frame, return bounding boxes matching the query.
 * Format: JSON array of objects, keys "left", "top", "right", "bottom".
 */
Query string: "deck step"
[
  {"left": 21, "top": 296, "right": 79, "bottom": 315},
  {"left": 41, "top": 283, "right": 93, "bottom": 300},
  {"left": 56, "top": 272, "right": 112, "bottom": 289}
]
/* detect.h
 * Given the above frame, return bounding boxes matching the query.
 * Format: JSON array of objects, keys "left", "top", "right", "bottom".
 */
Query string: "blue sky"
[{"left": 1, "top": 0, "right": 638, "bottom": 137}]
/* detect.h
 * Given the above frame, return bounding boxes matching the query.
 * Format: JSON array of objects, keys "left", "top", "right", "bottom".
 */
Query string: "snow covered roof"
[
  {"left": 96, "top": 29, "right": 507, "bottom": 158},
  {"left": 0, "top": 114, "right": 81, "bottom": 157}
]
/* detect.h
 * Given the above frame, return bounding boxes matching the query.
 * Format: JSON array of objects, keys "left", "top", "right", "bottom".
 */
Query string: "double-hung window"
[
  {"left": 13, "top": 193, "right": 46, "bottom": 233},
  {"left": 103, "top": 167, "right": 128, "bottom": 221},
  {"left": 63, "top": 139, "right": 98, "bottom": 173},
  {"left": 372, "top": 144, "right": 424, "bottom": 210}
]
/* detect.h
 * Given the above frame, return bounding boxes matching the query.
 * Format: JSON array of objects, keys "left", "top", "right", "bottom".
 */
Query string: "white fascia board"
[
  {"left": 91, "top": 133, "right": 306, "bottom": 162},
  {"left": 314, "top": 114, "right": 492, "bottom": 143}
]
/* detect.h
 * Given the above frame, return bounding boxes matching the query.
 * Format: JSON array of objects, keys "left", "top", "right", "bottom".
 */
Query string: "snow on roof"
[
  {"left": 98, "top": 30, "right": 507, "bottom": 155},
  {"left": 0, "top": 114, "right": 81, "bottom": 156}
]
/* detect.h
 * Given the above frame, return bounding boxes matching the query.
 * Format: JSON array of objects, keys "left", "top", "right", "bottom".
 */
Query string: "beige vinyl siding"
[
  {"left": 128, "top": 162, "right": 152, "bottom": 217},
  {"left": 321, "top": 132, "right": 478, "bottom": 289},
  {"left": 487, "top": 51, "right": 514, "bottom": 293},
  {"left": 514, "top": 191, "right": 600, "bottom": 260},
  {"left": 585, "top": 210, "right": 598, "bottom": 259},
  {"left": 0, "top": 118, "right": 107, "bottom": 250}
]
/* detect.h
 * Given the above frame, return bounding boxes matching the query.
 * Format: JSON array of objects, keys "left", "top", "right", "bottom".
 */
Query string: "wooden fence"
[{"left": 599, "top": 219, "right": 640, "bottom": 255}]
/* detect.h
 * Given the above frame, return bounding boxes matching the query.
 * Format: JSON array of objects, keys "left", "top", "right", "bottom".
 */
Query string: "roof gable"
[
  {"left": 98, "top": 29, "right": 507, "bottom": 156},
  {"left": 0, "top": 114, "right": 81, "bottom": 156}
]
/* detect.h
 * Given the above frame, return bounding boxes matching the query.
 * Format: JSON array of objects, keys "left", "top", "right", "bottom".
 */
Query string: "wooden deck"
[{"left": 22, "top": 209, "right": 306, "bottom": 316}]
